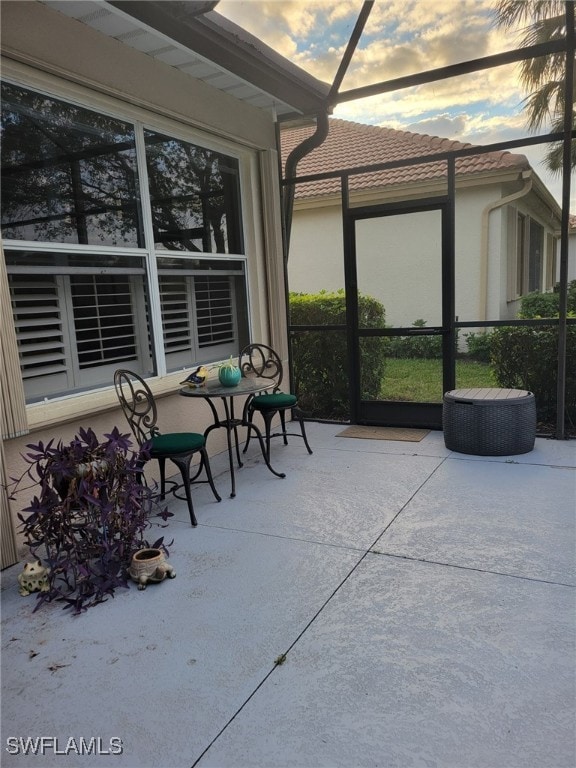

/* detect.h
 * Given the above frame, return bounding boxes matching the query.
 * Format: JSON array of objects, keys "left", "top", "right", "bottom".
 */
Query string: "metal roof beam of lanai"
[
  {"left": 334, "top": 39, "right": 569, "bottom": 105},
  {"left": 109, "top": 1, "right": 330, "bottom": 119},
  {"left": 556, "top": 0, "right": 575, "bottom": 440},
  {"left": 327, "top": 0, "right": 375, "bottom": 104}
]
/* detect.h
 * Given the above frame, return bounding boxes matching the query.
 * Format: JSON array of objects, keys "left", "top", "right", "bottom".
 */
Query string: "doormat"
[{"left": 336, "top": 426, "right": 430, "bottom": 442}]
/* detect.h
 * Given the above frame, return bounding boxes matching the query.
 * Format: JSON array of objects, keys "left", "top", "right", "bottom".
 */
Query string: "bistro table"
[{"left": 179, "top": 377, "right": 286, "bottom": 497}]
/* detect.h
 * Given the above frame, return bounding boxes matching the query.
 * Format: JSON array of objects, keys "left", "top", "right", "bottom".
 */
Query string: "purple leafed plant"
[{"left": 11, "top": 426, "right": 172, "bottom": 614}]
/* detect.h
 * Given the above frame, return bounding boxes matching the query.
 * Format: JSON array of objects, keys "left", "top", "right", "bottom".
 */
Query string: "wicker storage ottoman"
[{"left": 443, "top": 388, "right": 536, "bottom": 456}]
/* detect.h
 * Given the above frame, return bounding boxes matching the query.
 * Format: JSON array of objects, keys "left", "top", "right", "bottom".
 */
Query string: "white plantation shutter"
[
  {"left": 9, "top": 273, "right": 70, "bottom": 399},
  {"left": 195, "top": 276, "right": 235, "bottom": 348},
  {"left": 70, "top": 275, "right": 138, "bottom": 369},
  {"left": 9, "top": 271, "right": 148, "bottom": 398},
  {"left": 160, "top": 273, "right": 237, "bottom": 370},
  {"left": 160, "top": 274, "right": 194, "bottom": 363}
]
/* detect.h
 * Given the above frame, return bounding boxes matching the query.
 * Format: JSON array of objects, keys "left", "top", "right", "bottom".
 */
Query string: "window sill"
[{"left": 25, "top": 370, "right": 216, "bottom": 433}]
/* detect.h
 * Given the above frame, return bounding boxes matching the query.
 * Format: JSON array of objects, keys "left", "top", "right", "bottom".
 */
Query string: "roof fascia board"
[
  {"left": 291, "top": 168, "right": 534, "bottom": 209},
  {"left": 108, "top": 1, "right": 329, "bottom": 116}
]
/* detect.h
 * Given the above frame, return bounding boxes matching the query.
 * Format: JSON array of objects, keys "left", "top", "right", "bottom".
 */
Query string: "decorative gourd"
[{"left": 218, "top": 357, "right": 241, "bottom": 387}]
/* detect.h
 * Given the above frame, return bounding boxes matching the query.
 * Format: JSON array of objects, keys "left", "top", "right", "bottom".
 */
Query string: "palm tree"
[{"left": 494, "top": 0, "right": 575, "bottom": 171}]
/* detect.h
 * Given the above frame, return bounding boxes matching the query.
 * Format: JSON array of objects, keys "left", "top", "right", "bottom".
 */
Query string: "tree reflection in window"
[
  {"left": 1, "top": 83, "right": 142, "bottom": 246},
  {"left": 144, "top": 130, "right": 244, "bottom": 254}
]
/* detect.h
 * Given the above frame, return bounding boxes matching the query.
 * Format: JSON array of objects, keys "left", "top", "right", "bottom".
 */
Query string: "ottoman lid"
[{"left": 444, "top": 388, "right": 533, "bottom": 404}]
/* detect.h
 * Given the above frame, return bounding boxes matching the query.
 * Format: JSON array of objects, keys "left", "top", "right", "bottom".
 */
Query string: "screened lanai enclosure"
[
  {"left": 1, "top": 1, "right": 574, "bottom": 441},
  {"left": 281, "top": 1, "right": 575, "bottom": 439}
]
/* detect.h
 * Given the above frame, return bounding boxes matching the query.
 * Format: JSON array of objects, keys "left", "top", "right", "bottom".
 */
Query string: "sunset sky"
[{"left": 218, "top": 0, "right": 571, "bottom": 208}]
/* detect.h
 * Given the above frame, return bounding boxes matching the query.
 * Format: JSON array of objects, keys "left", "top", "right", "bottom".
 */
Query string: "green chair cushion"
[
  {"left": 151, "top": 432, "right": 205, "bottom": 455},
  {"left": 252, "top": 392, "right": 297, "bottom": 410}
]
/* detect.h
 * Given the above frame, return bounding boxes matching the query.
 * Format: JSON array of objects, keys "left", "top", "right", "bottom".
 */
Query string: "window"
[
  {"left": 545, "top": 233, "right": 558, "bottom": 290},
  {"left": 157, "top": 257, "right": 247, "bottom": 370},
  {"left": 1, "top": 82, "right": 250, "bottom": 402},
  {"left": 528, "top": 218, "right": 544, "bottom": 293},
  {"left": 145, "top": 130, "right": 243, "bottom": 254},
  {"left": 5, "top": 251, "right": 151, "bottom": 398},
  {"left": 516, "top": 212, "right": 526, "bottom": 298},
  {"left": 508, "top": 207, "right": 548, "bottom": 299},
  {"left": 1, "top": 83, "right": 142, "bottom": 247}
]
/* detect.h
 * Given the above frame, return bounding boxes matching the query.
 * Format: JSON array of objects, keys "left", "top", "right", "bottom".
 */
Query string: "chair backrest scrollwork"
[
  {"left": 239, "top": 343, "right": 283, "bottom": 392},
  {"left": 113, "top": 369, "right": 159, "bottom": 446}
]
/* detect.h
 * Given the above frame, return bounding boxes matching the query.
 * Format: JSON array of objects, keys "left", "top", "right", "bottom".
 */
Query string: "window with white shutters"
[
  {"left": 2, "top": 82, "right": 251, "bottom": 401},
  {"left": 7, "top": 267, "right": 150, "bottom": 398},
  {"left": 159, "top": 265, "right": 245, "bottom": 371},
  {"left": 507, "top": 207, "right": 548, "bottom": 299}
]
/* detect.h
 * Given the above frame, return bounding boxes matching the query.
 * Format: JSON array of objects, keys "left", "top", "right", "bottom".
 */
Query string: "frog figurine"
[{"left": 18, "top": 560, "right": 50, "bottom": 596}]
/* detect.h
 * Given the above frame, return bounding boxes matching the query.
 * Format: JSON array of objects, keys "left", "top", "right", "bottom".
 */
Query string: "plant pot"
[
  {"left": 218, "top": 365, "right": 241, "bottom": 387},
  {"left": 128, "top": 548, "right": 176, "bottom": 590}
]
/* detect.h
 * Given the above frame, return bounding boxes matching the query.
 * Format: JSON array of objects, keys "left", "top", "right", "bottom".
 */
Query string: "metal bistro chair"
[
  {"left": 239, "top": 343, "right": 313, "bottom": 461},
  {"left": 114, "top": 369, "right": 221, "bottom": 526}
]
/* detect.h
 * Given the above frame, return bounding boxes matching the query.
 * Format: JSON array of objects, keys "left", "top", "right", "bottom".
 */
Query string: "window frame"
[{"left": 508, "top": 205, "right": 556, "bottom": 300}]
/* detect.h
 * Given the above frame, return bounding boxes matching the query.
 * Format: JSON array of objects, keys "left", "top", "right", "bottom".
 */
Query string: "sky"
[{"left": 217, "top": 0, "right": 573, "bottom": 210}]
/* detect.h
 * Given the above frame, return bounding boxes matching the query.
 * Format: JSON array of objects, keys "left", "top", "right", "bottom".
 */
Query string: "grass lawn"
[{"left": 378, "top": 358, "right": 497, "bottom": 402}]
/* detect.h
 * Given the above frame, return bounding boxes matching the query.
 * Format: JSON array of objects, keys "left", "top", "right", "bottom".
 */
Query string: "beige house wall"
[
  {"left": 288, "top": 186, "right": 499, "bottom": 327},
  {"left": 287, "top": 183, "right": 560, "bottom": 329},
  {"left": 1, "top": 2, "right": 288, "bottom": 560}
]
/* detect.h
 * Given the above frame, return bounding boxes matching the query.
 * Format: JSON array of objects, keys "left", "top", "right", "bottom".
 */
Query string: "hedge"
[
  {"left": 489, "top": 281, "right": 576, "bottom": 425},
  {"left": 289, "top": 290, "right": 388, "bottom": 420}
]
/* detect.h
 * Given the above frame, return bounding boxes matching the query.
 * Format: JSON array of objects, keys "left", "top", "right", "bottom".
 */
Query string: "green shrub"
[
  {"left": 387, "top": 319, "right": 443, "bottom": 359},
  {"left": 289, "top": 290, "right": 388, "bottom": 420},
  {"left": 490, "top": 324, "right": 576, "bottom": 424},
  {"left": 518, "top": 290, "right": 560, "bottom": 319},
  {"left": 464, "top": 331, "right": 493, "bottom": 362},
  {"left": 519, "top": 280, "right": 576, "bottom": 319}
]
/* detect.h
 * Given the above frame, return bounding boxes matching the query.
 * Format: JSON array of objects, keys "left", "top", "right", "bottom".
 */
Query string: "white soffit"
[{"left": 41, "top": 0, "right": 298, "bottom": 118}]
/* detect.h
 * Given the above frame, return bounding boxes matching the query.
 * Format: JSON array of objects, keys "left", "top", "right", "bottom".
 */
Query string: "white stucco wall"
[
  {"left": 562, "top": 232, "right": 576, "bottom": 283},
  {"left": 288, "top": 185, "right": 507, "bottom": 328}
]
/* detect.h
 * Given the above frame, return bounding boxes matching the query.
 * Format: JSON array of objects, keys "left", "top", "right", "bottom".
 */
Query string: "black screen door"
[{"left": 346, "top": 199, "right": 454, "bottom": 428}]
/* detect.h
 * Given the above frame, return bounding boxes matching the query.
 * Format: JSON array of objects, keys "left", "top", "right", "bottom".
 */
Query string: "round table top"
[{"left": 179, "top": 376, "right": 274, "bottom": 398}]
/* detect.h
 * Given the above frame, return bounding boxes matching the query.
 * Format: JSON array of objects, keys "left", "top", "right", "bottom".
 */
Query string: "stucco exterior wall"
[
  {"left": 288, "top": 185, "right": 506, "bottom": 328},
  {"left": 563, "top": 233, "right": 576, "bottom": 283},
  {"left": 287, "top": 182, "right": 562, "bottom": 332}
]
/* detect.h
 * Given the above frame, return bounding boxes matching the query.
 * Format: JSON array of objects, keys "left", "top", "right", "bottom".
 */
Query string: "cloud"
[
  {"left": 406, "top": 113, "right": 469, "bottom": 138},
  {"left": 333, "top": 61, "right": 524, "bottom": 137},
  {"left": 217, "top": 0, "right": 358, "bottom": 67}
]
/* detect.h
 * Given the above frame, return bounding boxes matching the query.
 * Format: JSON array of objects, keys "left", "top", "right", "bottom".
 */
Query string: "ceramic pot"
[
  {"left": 128, "top": 548, "right": 175, "bottom": 590},
  {"left": 218, "top": 365, "right": 241, "bottom": 387}
]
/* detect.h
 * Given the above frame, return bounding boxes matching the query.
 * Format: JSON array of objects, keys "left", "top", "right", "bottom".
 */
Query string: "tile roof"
[{"left": 280, "top": 118, "right": 529, "bottom": 199}]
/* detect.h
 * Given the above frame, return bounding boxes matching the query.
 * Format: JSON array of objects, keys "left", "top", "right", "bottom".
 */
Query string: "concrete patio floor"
[{"left": 1, "top": 423, "right": 575, "bottom": 768}]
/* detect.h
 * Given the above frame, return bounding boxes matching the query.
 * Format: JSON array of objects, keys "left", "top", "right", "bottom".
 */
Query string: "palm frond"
[
  {"left": 522, "top": 81, "right": 566, "bottom": 130},
  {"left": 492, "top": 1, "right": 567, "bottom": 30}
]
